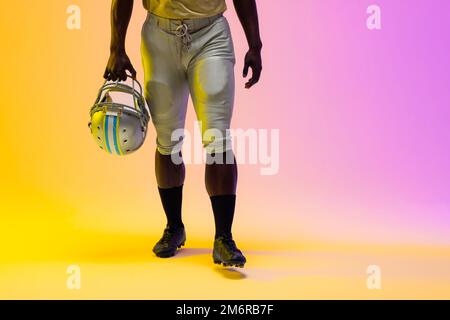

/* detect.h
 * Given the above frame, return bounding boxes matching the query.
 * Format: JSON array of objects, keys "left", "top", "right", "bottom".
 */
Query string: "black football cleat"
[
  {"left": 213, "top": 235, "right": 246, "bottom": 268},
  {"left": 153, "top": 226, "right": 186, "bottom": 258}
]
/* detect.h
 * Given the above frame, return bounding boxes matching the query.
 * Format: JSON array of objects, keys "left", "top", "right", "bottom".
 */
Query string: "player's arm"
[
  {"left": 232, "top": 0, "right": 263, "bottom": 88},
  {"left": 104, "top": 0, "right": 136, "bottom": 81}
]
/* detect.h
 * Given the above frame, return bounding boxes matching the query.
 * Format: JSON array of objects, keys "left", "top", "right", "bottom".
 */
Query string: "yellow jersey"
[{"left": 143, "top": 0, "right": 227, "bottom": 19}]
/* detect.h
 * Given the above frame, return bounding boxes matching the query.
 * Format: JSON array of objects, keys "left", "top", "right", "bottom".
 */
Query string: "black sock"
[
  {"left": 210, "top": 194, "right": 236, "bottom": 239},
  {"left": 158, "top": 185, "right": 184, "bottom": 230}
]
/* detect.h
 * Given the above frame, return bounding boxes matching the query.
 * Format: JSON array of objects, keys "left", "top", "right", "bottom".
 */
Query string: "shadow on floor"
[
  {"left": 172, "top": 248, "right": 248, "bottom": 279},
  {"left": 214, "top": 266, "right": 247, "bottom": 280},
  {"left": 171, "top": 248, "right": 211, "bottom": 258}
]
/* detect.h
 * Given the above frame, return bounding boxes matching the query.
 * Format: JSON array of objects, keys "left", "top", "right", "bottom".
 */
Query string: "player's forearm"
[
  {"left": 110, "top": 0, "right": 134, "bottom": 53},
  {"left": 233, "top": 0, "right": 262, "bottom": 50}
]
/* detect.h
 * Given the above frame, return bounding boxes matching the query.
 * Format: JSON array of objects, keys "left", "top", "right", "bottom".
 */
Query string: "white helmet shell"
[{"left": 89, "top": 76, "right": 150, "bottom": 155}]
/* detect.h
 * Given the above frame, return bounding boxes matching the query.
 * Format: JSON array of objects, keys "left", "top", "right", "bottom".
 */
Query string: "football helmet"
[{"left": 88, "top": 76, "right": 150, "bottom": 155}]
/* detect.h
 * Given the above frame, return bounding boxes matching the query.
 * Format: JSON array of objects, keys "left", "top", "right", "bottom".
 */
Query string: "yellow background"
[{"left": 1, "top": 1, "right": 449, "bottom": 299}]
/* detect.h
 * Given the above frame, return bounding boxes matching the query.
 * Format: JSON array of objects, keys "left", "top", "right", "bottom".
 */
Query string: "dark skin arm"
[
  {"left": 104, "top": 0, "right": 136, "bottom": 81},
  {"left": 233, "top": 0, "right": 263, "bottom": 88}
]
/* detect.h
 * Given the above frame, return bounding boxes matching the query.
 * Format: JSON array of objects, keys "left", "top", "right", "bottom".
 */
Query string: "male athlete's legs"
[
  {"left": 187, "top": 17, "right": 246, "bottom": 266},
  {"left": 141, "top": 14, "right": 188, "bottom": 257}
]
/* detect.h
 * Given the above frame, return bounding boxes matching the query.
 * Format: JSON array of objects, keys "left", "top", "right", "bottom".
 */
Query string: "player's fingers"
[
  {"left": 245, "top": 65, "right": 261, "bottom": 88},
  {"left": 128, "top": 64, "right": 137, "bottom": 79},
  {"left": 118, "top": 68, "right": 127, "bottom": 81},
  {"left": 245, "top": 79, "right": 255, "bottom": 89},
  {"left": 109, "top": 71, "right": 119, "bottom": 82},
  {"left": 118, "top": 68, "right": 128, "bottom": 81},
  {"left": 252, "top": 67, "right": 262, "bottom": 83},
  {"left": 243, "top": 62, "right": 250, "bottom": 78}
]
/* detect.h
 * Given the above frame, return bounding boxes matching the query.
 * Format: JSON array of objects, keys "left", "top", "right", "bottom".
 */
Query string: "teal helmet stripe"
[
  {"left": 112, "top": 116, "right": 121, "bottom": 155},
  {"left": 104, "top": 115, "right": 112, "bottom": 154}
]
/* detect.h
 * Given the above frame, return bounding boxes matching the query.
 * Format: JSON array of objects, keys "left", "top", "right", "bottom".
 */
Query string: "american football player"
[{"left": 104, "top": 0, "right": 263, "bottom": 267}]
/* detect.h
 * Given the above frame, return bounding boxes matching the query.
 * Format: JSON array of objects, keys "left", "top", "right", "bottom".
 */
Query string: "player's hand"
[
  {"left": 243, "top": 47, "right": 262, "bottom": 89},
  {"left": 104, "top": 50, "right": 136, "bottom": 81}
]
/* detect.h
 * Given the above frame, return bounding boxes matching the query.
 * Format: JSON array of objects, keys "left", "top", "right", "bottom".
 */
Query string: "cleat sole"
[
  {"left": 213, "top": 260, "right": 245, "bottom": 268},
  {"left": 177, "top": 242, "right": 185, "bottom": 249}
]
